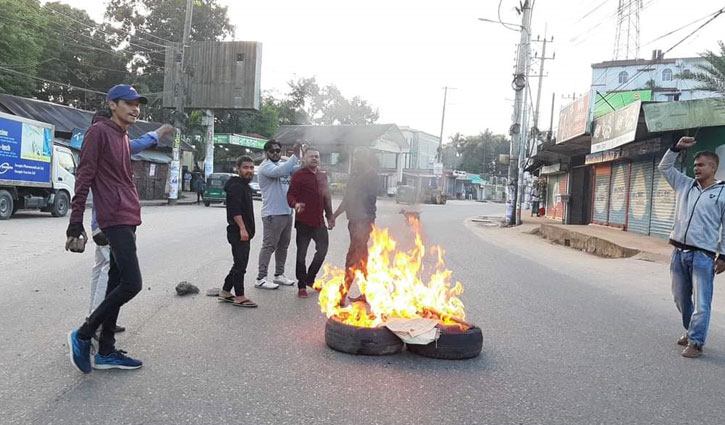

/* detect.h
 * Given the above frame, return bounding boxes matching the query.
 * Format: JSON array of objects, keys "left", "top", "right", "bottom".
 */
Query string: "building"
[{"left": 399, "top": 126, "right": 439, "bottom": 171}]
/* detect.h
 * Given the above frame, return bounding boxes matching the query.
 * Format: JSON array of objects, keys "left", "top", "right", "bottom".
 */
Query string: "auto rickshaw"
[{"left": 203, "top": 172, "right": 235, "bottom": 207}]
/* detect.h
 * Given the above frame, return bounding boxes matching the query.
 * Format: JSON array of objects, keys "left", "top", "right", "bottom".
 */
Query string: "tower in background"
[{"left": 613, "top": 0, "right": 643, "bottom": 60}]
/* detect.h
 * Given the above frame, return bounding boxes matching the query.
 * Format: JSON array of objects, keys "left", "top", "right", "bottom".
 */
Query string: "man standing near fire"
[
  {"left": 255, "top": 140, "right": 303, "bottom": 290},
  {"left": 65, "top": 84, "right": 148, "bottom": 373},
  {"left": 332, "top": 149, "right": 379, "bottom": 304},
  {"left": 287, "top": 147, "right": 334, "bottom": 298},
  {"left": 659, "top": 136, "right": 725, "bottom": 358}
]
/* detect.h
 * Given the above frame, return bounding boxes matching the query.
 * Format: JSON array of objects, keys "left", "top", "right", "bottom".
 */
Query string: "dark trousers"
[
  {"left": 224, "top": 235, "right": 250, "bottom": 296},
  {"left": 196, "top": 191, "right": 203, "bottom": 203},
  {"left": 78, "top": 225, "right": 142, "bottom": 355},
  {"left": 344, "top": 220, "right": 374, "bottom": 293},
  {"left": 295, "top": 223, "right": 329, "bottom": 289}
]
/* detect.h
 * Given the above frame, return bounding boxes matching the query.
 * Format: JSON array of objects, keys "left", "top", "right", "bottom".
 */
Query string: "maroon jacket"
[
  {"left": 287, "top": 167, "right": 332, "bottom": 227},
  {"left": 70, "top": 118, "right": 141, "bottom": 228}
]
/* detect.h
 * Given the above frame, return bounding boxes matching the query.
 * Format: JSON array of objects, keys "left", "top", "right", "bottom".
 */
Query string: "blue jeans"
[{"left": 670, "top": 249, "right": 715, "bottom": 346}]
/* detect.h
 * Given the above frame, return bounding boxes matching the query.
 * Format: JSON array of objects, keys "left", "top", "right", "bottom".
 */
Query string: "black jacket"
[{"left": 225, "top": 176, "right": 255, "bottom": 240}]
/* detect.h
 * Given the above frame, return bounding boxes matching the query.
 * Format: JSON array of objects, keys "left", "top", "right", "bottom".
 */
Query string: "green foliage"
[
  {"left": 443, "top": 130, "right": 510, "bottom": 176},
  {"left": 677, "top": 41, "right": 725, "bottom": 95},
  {"left": 0, "top": 0, "right": 45, "bottom": 96}
]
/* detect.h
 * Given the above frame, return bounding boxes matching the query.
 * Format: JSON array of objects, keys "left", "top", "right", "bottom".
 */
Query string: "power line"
[
  {"left": 641, "top": 10, "right": 713, "bottom": 47},
  {"left": 497, "top": 0, "right": 521, "bottom": 32},
  {"left": 0, "top": 65, "right": 106, "bottom": 95},
  {"left": 594, "top": 5, "right": 725, "bottom": 106}
]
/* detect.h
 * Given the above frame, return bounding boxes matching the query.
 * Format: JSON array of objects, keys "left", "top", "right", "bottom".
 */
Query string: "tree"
[
  {"left": 677, "top": 41, "right": 725, "bottom": 95},
  {"left": 0, "top": 0, "right": 45, "bottom": 96},
  {"left": 443, "top": 130, "right": 509, "bottom": 176},
  {"left": 34, "top": 2, "right": 130, "bottom": 110}
]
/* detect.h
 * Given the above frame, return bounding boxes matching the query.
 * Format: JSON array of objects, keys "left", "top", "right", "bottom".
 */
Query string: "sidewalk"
[
  {"left": 85, "top": 191, "right": 200, "bottom": 208},
  {"left": 473, "top": 213, "right": 673, "bottom": 263}
]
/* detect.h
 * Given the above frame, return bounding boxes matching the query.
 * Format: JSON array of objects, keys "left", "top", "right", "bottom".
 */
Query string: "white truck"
[{"left": 0, "top": 111, "right": 76, "bottom": 220}]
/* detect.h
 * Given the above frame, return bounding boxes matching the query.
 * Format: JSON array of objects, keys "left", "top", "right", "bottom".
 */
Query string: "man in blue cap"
[{"left": 65, "top": 84, "right": 149, "bottom": 373}]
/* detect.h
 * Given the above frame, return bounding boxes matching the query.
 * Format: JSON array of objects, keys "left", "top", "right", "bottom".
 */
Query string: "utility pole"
[
  {"left": 436, "top": 86, "right": 452, "bottom": 193},
  {"left": 202, "top": 110, "right": 214, "bottom": 179},
  {"left": 168, "top": 0, "right": 194, "bottom": 205},
  {"left": 507, "top": 0, "right": 533, "bottom": 226}
]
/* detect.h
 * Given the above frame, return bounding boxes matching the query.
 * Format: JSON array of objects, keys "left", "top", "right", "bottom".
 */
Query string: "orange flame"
[{"left": 313, "top": 217, "right": 467, "bottom": 329}]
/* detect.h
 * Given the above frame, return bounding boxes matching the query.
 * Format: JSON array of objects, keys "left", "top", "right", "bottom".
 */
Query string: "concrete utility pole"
[
  {"left": 168, "top": 0, "right": 194, "bottom": 205},
  {"left": 436, "top": 86, "right": 451, "bottom": 192},
  {"left": 507, "top": 0, "right": 533, "bottom": 226},
  {"left": 202, "top": 109, "right": 214, "bottom": 179}
]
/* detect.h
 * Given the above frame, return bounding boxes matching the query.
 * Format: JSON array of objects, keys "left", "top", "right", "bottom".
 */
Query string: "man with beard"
[{"left": 218, "top": 156, "right": 258, "bottom": 308}]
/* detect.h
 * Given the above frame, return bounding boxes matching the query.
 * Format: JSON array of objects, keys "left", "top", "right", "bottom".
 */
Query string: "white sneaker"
[
  {"left": 273, "top": 274, "right": 296, "bottom": 286},
  {"left": 255, "top": 277, "right": 279, "bottom": 290}
]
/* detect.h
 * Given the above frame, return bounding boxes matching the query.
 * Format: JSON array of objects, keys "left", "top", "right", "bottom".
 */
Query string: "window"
[
  {"left": 56, "top": 151, "right": 76, "bottom": 175},
  {"left": 618, "top": 71, "right": 629, "bottom": 84},
  {"left": 662, "top": 68, "right": 673, "bottom": 81}
]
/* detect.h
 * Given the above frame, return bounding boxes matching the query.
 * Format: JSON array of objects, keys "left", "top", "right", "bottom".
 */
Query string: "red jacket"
[
  {"left": 70, "top": 118, "right": 142, "bottom": 229},
  {"left": 287, "top": 167, "right": 332, "bottom": 227}
]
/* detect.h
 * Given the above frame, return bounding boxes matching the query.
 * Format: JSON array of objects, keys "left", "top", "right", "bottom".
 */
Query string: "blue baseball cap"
[{"left": 107, "top": 84, "right": 148, "bottom": 104}]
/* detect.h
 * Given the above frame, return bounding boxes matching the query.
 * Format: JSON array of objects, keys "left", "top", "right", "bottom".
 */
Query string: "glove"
[
  {"left": 92, "top": 229, "right": 109, "bottom": 246},
  {"left": 66, "top": 222, "right": 85, "bottom": 238}
]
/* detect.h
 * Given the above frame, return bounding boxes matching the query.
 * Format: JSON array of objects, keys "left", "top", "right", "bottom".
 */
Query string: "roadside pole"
[
  {"left": 202, "top": 109, "right": 214, "bottom": 179},
  {"left": 168, "top": 0, "right": 194, "bottom": 205}
]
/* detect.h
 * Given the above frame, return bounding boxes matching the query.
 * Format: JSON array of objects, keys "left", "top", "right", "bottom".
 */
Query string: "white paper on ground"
[{"left": 384, "top": 318, "right": 439, "bottom": 345}]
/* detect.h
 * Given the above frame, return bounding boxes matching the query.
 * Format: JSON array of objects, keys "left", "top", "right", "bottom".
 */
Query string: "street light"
[{"left": 477, "top": 17, "right": 522, "bottom": 29}]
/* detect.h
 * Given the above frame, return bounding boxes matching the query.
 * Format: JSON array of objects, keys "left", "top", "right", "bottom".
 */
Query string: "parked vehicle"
[
  {"left": 0, "top": 112, "right": 76, "bottom": 220},
  {"left": 394, "top": 184, "right": 447, "bottom": 205},
  {"left": 395, "top": 185, "right": 417, "bottom": 205},
  {"left": 249, "top": 173, "right": 262, "bottom": 199},
  {"left": 202, "top": 172, "right": 234, "bottom": 207}
]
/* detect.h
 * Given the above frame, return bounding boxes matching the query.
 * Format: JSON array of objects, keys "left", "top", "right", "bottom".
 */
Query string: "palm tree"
[{"left": 678, "top": 41, "right": 725, "bottom": 95}]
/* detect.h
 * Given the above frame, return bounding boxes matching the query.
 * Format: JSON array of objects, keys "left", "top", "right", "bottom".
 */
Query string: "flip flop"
[
  {"left": 233, "top": 299, "right": 258, "bottom": 308},
  {"left": 217, "top": 295, "right": 235, "bottom": 303}
]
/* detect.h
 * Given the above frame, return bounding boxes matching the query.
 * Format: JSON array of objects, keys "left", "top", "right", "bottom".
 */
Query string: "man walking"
[
  {"left": 66, "top": 84, "right": 148, "bottom": 373},
  {"left": 332, "top": 149, "right": 379, "bottom": 303},
  {"left": 218, "top": 156, "right": 258, "bottom": 308},
  {"left": 287, "top": 148, "right": 334, "bottom": 298},
  {"left": 88, "top": 111, "right": 173, "bottom": 329},
  {"left": 660, "top": 136, "right": 725, "bottom": 358},
  {"left": 255, "top": 140, "right": 302, "bottom": 289}
]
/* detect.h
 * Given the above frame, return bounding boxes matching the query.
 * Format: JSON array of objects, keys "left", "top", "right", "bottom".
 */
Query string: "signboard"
[
  {"left": 433, "top": 162, "right": 443, "bottom": 177},
  {"left": 557, "top": 94, "right": 590, "bottom": 144},
  {"left": 591, "top": 100, "right": 641, "bottom": 153},
  {"left": 70, "top": 128, "right": 85, "bottom": 150},
  {"left": 643, "top": 98, "right": 725, "bottom": 132},
  {"left": 213, "top": 133, "right": 267, "bottom": 150},
  {"left": 0, "top": 112, "right": 53, "bottom": 185},
  {"left": 540, "top": 162, "right": 565, "bottom": 175},
  {"left": 585, "top": 149, "right": 622, "bottom": 165},
  {"left": 585, "top": 137, "right": 661, "bottom": 165},
  {"left": 594, "top": 90, "right": 651, "bottom": 118}
]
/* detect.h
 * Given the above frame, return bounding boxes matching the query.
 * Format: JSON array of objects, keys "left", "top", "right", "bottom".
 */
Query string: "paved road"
[{"left": 2, "top": 199, "right": 725, "bottom": 424}]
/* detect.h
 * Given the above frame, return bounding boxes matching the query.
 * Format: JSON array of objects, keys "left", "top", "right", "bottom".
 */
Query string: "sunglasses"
[{"left": 267, "top": 149, "right": 281, "bottom": 154}]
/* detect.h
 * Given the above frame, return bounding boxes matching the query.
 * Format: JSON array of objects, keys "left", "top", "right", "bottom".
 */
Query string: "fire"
[{"left": 313, "top": 216, "right": 467, "bottom": 329}]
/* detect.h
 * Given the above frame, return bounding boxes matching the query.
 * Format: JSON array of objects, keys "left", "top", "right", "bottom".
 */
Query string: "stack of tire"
[{"left": 324, "top": 316, "right": 482, "bottom": 360}]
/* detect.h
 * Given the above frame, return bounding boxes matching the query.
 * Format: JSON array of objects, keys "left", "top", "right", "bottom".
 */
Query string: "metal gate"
[
  {"left": 627, "top": 158, "right": 654, "bottom": 235},
  {"left": 592, "top": 164, "right": 612, "bottom": 224},
  {"left": 546, "top": 173, "right": 568, "bottom": 221},
  {"left": 650, "top": 170, "right": 677, "bottom": 239},
  {"left": 608, "top": 162, "right": 630, "bottom": 227}
]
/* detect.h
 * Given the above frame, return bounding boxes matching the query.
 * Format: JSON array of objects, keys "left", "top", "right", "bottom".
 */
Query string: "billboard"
[
  {"left": 590, "top": 101, "right": 641, "bottom": 153},
  {"left": 556, "top": 94, "right": 590, "bottom": 144},
  {"left": 594, "top": 90, "right": 651, "bottom": 118},
  {"left": 0, "top": 112, "right": 53, "bottom": 185},
  {"left": 643, "top": 98, "right": 725, "bottom": 132},
  {"left": 213, "top": 133, "right": 267, "bottom": 150}
]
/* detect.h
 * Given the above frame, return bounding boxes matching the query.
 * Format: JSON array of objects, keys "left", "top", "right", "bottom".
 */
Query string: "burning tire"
[
  {"left": 325, "top": 316, "right": 404, "bottom": 356},
  {"left": 407, "top": 325, "right": 482, "bottom": 360}
]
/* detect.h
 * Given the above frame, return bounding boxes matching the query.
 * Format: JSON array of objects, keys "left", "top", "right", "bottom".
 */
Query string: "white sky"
[{"left": 48, "top": 0, "right": 725, "bottom": 143}]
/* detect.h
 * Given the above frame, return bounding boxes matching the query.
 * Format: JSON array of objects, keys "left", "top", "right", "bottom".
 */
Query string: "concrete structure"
[{"left": 399, "top": 127, "right": 439, "bottom": 171}]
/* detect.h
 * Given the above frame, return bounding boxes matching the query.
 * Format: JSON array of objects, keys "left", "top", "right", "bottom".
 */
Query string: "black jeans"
[
  {"left": 295, "top": 223, "right": 329, "bottom": 289},
  {"left": 224, "top": 234, "right": 250, "bottom": 296},
  {"left": 344, "top": 220, "right": 374, "bottom": 294},
  {"left": 78, "top": 225, "right": 142, "bottom": 355}
]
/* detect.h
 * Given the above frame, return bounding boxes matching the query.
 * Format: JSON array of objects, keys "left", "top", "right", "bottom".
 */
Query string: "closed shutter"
[
  {"left": 627, "top": 159, "right": 654, "bottom": 235},
  {"left": 608, "top": 162, "right": 630, "bottom": 227},
  {"left": 592, "top": 164, "right": 612, "bottom": 224},
  {"left": 554, "top": 173, "right": 568, "bottom": 221},
  {"left": 545, "top": 174, "right": 568, "bottom": 220},
  {"left": 650, "top": 171, "right": 677, "bottom": 239}
]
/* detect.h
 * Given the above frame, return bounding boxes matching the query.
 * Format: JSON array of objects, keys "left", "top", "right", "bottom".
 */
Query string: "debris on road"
[{"left": 175, "top": 281, "right": 199, "bottom": 296}]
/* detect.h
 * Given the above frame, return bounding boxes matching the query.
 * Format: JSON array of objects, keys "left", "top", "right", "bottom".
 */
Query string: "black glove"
[
  {"left": 66, "top": 222, "right": 85, "bottom": 238},
  {"left": 92, "top": 231, "right": 109, "bottom": 246}
]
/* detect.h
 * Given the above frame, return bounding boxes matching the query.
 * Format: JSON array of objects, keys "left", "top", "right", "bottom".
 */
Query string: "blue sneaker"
[
  {"left": 93, "top": 350, "right": 143, "bottom": 370},
  {"left": 67, "top": 330, "right": 92, "bottom": 374}
]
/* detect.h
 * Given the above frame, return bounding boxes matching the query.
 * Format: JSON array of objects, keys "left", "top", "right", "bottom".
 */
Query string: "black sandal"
[
  {"left": 217, "top": 295, "right": 235, "bottom": 303},
  {"left": 233, "top": 299, "right": 258, "bottom": 308}
]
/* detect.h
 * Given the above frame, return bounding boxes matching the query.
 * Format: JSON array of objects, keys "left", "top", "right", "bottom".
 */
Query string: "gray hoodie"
[
  {"left": 258, "top": 155, "right": 299, "bottom": 217},
  {"left": 659, "top": 149, "right": 725, "bottom": 254}
]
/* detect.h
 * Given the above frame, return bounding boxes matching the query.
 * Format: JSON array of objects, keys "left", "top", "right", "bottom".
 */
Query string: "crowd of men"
[{"left": 64, "top": 84, "right": 379, "bottom": 373}]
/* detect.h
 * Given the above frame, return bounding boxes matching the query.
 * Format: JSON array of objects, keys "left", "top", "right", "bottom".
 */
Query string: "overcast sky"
[{"left": 47, "top": 0, "right": 724, "bottom": 143}]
